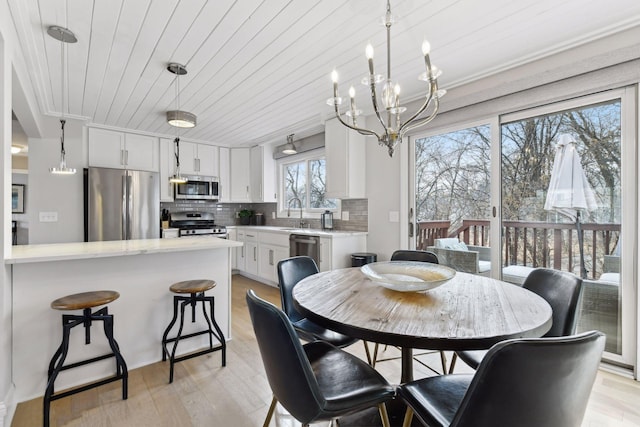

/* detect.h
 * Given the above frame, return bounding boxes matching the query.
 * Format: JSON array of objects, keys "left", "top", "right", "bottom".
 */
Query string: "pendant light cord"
[{"left": 59, "top": 28, "right": 66, "bottom": 157}]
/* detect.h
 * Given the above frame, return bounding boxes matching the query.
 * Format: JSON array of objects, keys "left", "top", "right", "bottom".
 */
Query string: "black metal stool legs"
[
  {"left": 161, "top": 292, "right": 226, "bottom": 383},
  {"left": 44, "top": 307, "right": 128, "bottom": 427}
]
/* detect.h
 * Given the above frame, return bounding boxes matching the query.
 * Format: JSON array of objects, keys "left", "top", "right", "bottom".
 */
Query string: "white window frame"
[{"left": 277, "top": 149, "right": 341, "bottom": 219}]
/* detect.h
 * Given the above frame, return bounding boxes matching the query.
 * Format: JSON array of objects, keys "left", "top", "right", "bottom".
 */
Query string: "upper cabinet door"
[
  {"left": 124, "top": 133, "right": 158, "bottom": 172},
  {"left": 230, "top": 148, "right": 251, "bottom": 202},
  {"left": 88, "top": 127, "right": 158, "bottom": 172},
  {"left": 324, "top": 118, "right": 366, "bottom": 199},
  {"left": 88, "top": 128, "right": 125, "bottom": 168},
  {"left": 159, "top": 138, "right": 174, "bottom": 202},
  {"left": 197, "top": 144, "right": 218, "bottom": 177},
  {"left": 178, "top": 142, "right": 218, "bottom": 176},
  {"left": 218, "top": 147, "right": 231, "bottom": 202},
  {"left": 178, "top": 141, "right": 198, "bottom": 175},
  {"left": 250, "top": 145, "right": 277, "bottom": 202}
]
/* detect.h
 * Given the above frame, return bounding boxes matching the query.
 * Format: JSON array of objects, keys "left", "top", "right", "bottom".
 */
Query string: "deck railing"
[{"left": 417, "top": 219, "right": 620, "bottom": 279}]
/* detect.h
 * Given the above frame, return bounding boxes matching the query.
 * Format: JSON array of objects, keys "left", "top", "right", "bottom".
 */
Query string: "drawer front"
[{"left": 259, "top": 231, "right": 289, "bottom": 247}]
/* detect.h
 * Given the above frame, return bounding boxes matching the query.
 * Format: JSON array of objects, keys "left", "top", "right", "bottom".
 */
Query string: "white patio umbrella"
[{"left": 544, "top": 134, "right": 597, "bottom": 278}]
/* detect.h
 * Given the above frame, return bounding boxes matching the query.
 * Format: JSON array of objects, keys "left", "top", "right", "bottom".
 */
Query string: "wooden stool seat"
[
  {"left": 51, "top": 290, "right": 120, "bottom": 311},
  {"left": 169, "top": 280, "right": 216, "bottom": 294}
]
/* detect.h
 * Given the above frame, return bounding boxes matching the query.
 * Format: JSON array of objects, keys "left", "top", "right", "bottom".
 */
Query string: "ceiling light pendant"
[
  {"left": 327, "top": 0, "right": 445, "bottom": 157},
  {"left": 166, "top": 63, "right": 196, "bottom": 128},
  {"left": 282, "top": 134, "right": 297, "bottom": 155},
  {"left": 169, "top": 137, "right": 187, "bottom": 184},
  {"left": 48, "top": 25, "right": 77, "bottom": 175}
]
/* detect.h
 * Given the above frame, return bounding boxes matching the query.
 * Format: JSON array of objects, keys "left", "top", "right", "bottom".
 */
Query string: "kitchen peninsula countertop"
[
  {"left": 6, "top": 237, "right": 242, "bottom": 264},
  {"left": 228, "top": 225, "right": 367, "bottom": 237}
]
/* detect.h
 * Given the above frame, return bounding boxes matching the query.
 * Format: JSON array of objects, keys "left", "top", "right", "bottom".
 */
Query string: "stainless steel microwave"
[{"left": 174, "top": 176, "right": 219, "bottom": 200}]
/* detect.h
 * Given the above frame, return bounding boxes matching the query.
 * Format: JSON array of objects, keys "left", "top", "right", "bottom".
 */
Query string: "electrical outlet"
[
  {"left": 39, "top": 212, "right": 58, "bottom": 222},
  {"left": 341, "top": 211, "right": 349, "bottom": 221},
  {"left": 272, "top": 212, "right": 276, "bottom": 219}
]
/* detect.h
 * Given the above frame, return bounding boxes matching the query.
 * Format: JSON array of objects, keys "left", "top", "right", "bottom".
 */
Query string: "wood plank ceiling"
[{"left": 8, "top": 0, "right": 640, "bottom": 147}]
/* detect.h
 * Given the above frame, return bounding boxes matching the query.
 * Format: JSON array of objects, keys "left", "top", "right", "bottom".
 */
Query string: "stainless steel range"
[{"left": 169, "top": 211, "right": 227, "bottom": 238}]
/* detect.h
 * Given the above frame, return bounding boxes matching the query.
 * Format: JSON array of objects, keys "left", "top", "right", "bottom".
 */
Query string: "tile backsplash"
[{"left": 161, "top": 199, "right": 368, "bottom": 231}]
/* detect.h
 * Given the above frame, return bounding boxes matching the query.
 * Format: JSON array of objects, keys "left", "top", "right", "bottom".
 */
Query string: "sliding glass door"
[
  {"left": 410, "top": 88, "right": 636, "bottom": 367},
  {"left": 501, "top": 89, "right": 635, "bottom": 366}
]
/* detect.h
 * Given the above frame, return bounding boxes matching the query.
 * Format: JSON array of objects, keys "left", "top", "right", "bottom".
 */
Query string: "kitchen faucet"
[{"left": 287, "top": 197, "right": 305, "bottom": 228}]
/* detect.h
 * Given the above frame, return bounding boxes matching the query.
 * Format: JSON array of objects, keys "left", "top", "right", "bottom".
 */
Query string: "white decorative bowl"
[{"left": 360, "top": 261, "right": 456, "bottom": 292}]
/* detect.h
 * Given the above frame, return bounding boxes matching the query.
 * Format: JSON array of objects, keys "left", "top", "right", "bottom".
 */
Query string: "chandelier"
[{"left": 327, "top": 0, "right": 445, "bottom": 157}]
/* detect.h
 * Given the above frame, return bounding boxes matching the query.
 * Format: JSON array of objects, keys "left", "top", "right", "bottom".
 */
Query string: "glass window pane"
[
  {"left": 415, "top": 125, "right": 492, "bottom": 249},
  {"left": 284, "top": 161, "right": 306, "bottom": 207},
  {"left": 309, "top": 159, "right": 337, "bottom": 209},
  {"left": 501, "top": 99, "right": 622, "bottom": 355}
]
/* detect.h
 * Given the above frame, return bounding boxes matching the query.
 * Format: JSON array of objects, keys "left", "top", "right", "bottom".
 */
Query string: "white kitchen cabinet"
[
  {"left": 234, "top": 229, "right": 246, "bottom": 271},
  {"left": 227, "top": 228, "right": 238, "bottom": 269},
  {"left": 230, "top": 148, "right": 251, "bottom": 202},
  {"left": 324, "top": 117, "right": 366, "bottom": 199},
  {"left": 88, "top": 127, "right": 158, "bottom": 172},
  {"left": 319, "top": 237, "right": 332, "bottom": 272},
  {"left": 250, "top": 145, "right": 277, "bottom": 202},
  {"left": 243, "top": 230, "right": 259, "bottom": 275},
  {"left": 159, "top": 138, "right": 174, "bottom": 202},
  {"left": 258, "top": 244, "right": 289, "bottom": 283},
  {"left": 258, "top": 232, "right": 290, "bottom": 283},
  {"left": 179, "top": 141, "right": 218, "bottom": 177},
  {"left": 218, "top": 147, "right": 231, "bottom": 202}
]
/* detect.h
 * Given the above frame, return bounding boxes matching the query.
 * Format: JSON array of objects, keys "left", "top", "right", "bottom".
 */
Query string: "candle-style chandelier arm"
[
  {"left": 398, "top": 80, "right": 439, "bottom": 136},
  {"left": 367, "top": 77, "right": 391, "bottom": 140},
  {"left": 332, "top": 100, "right": 382, "bottom": 140},
  {"left": 400, "top": 97, "right": 440, "bottom": 136}
]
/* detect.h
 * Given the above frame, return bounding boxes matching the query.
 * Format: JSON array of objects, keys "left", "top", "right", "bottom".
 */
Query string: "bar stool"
[
  {"left": 44, "top": 290, "right": 128, "bottom": 427},
  {"left": 161, "top": 279, "right": 226, "bottom": 383}
]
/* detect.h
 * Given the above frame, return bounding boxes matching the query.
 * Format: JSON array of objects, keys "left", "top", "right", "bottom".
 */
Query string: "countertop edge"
[
  {"left": 227, "top": 225, "right": 368, "bottom": 237},
  {"left": 6, "top": 238, "right": 243, "bottom": 264}
]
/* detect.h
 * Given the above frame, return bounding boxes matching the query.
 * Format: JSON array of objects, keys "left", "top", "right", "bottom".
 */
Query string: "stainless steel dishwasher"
[{"left": 289, "top": 234, "right": 320, "bottom": 265}]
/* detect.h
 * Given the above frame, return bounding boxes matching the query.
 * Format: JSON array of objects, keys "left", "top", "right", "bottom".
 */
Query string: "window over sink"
[{"left": 278, "top": 149, "right": 340, "bottom": 218}]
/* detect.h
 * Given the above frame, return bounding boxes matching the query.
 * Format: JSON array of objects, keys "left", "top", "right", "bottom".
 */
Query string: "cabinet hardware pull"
[
  {"left": 269, "top": 249, "right": 273, "bottom": 265},
  {"left": 253, "top": 247, "right": 257, "bottom": 261}
]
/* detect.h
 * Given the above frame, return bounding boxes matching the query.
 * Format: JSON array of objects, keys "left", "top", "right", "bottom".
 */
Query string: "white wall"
[
  {"left": 364, "top": 113, "right": 403, "bottom": 261},
  {"left": 27, "top": 117, "right": 85, "bottom": 243},
  {"left": 0, "top": 2, "right": 12, "bottom": 423}
]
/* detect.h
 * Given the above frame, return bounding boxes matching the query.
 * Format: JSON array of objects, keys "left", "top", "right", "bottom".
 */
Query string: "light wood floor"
[{"left": 12, "top": 275, "right": 640, "bottom": 426}]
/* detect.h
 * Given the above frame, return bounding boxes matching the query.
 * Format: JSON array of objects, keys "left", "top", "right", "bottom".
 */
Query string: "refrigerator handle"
[
  {"left": 122, "top": 174, "right": 127, "bottom": 239},
  {"left": 126, "top": 174, "right": 132, "bottom": 239}
]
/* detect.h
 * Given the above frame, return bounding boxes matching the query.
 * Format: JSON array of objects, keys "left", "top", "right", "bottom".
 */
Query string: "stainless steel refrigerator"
[{"left": 84, "top": 167, "right": 160, "bottom": 241}]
